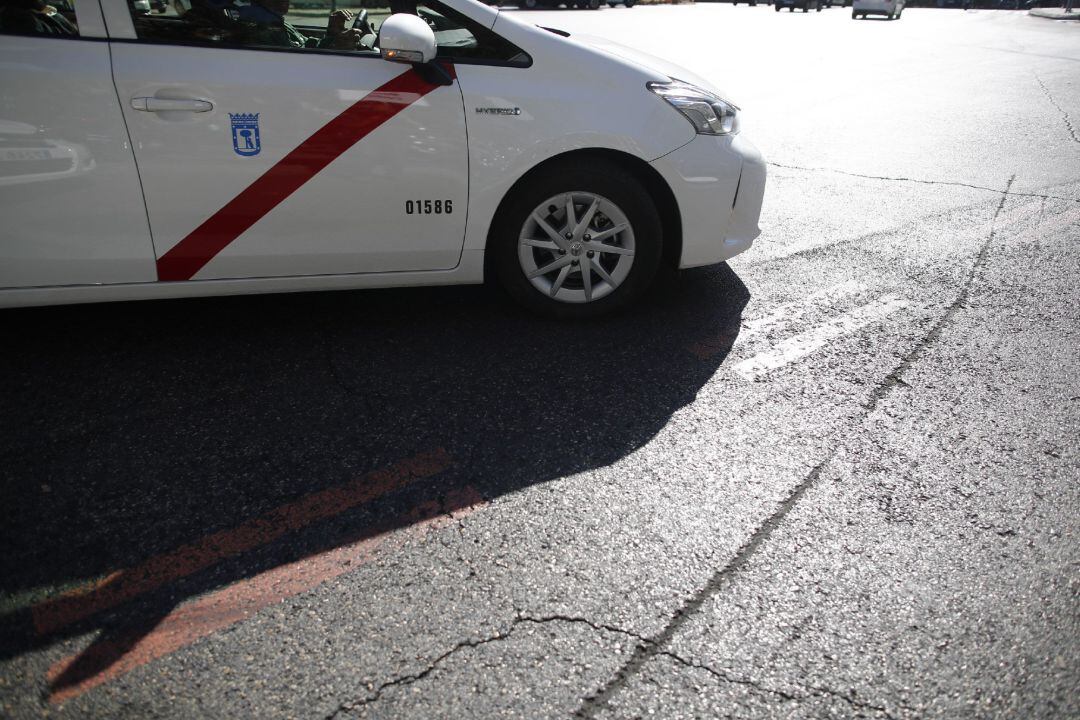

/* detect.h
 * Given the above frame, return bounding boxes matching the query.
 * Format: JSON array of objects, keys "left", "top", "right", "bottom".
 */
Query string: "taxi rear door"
[
  {"left": 101, "top": 0, "right": 469, "bottom": 282},
  {"left": 0, "top": 0, "right": 155, "bottom": 289}
]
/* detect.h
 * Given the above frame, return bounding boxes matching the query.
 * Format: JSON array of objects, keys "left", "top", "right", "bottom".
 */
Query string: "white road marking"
[
  {"left": 688, "top": 281, "right": 867, "bottom": 359},
  {"left": 733, "top": 294, "right": 910, "bottom": 381},
  {"left": 714, "top": 199, "right": 1048, "bottom": 372},
  {"left": 741, "top": 280, "right": 865, "bottom": 340}
]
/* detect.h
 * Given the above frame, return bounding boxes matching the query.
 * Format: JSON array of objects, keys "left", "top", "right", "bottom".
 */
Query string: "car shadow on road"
[{"left": 0, "top": 263, "right": 748, "bottom": 700}]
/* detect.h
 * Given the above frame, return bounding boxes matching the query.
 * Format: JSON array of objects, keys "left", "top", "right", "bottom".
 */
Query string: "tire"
[
  {"left": 491, "top": 160, "right": 663, "bottom": 319},
  {"left": 625, "top": 0, "right": 635, "bottom": 5},
  {"left": 588, "top": 0, "right": 601, "bottom": 8},
  {"left": 607, "top": 1, "right": 617, "bottom": 6},
  {"left": 523, "top": 0, "right": 537, "bottom": 8},
  {"left": 775, "top": 5, "right": 780, "bottom": 10},
  {"left": 851, "top": 8, "right": 857, "bottom": 16}
]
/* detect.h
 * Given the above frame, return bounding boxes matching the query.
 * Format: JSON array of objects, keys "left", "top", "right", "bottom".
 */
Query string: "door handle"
[{"left": 131, "top": 97, "right": 214, "bottom": 113}]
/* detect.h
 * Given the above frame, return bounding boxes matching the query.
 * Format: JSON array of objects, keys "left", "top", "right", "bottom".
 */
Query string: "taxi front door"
[{"left": 105, "top": 3, "right": 468, "bottom": 282}]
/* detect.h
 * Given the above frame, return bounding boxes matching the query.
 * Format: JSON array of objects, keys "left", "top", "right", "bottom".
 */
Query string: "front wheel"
[{"left": 492, "top": 161, "right": 663, "bottom": 319}]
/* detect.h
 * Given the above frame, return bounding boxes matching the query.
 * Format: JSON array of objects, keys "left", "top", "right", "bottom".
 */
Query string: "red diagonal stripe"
[{"left": 156, "top": 65, "right": 452, "bottom": 282}]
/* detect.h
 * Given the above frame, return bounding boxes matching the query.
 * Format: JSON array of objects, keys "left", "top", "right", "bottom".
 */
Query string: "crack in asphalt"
[
  {"left": 804, "top": 683, "right": 912, "bottom": 719},
  {"left": 767, "top": 162, "right": 1078, "bottom": 203},
  {"left": 325, "top": 612, "right": 905, "bottom": 719},
  {"left": 570, "top": 178, "right": 1021, "bottom": 719},
  {"left": 571, "top": 456, "right": 835, "bottom": 718},
  {"left": 1035, "top": 74, "right": 1080, "bottom": 144},
  {"left": 324, "top": 630, "right": 514, "bottom": 719},
  {"left": 865, "top": 174, "right": 1016, "bottom": 411},
  {"left": 541, "top": 616, "right": 910, "bottom": 718},
  {"left": 323, "top": 615, "right": 606, "bottom": 718},
  {"left": 748, "top": 195, "right": 1006, "bottom": 268},
  {"left": 323, "top": 177, "right": 1021, "bottom": 720}
]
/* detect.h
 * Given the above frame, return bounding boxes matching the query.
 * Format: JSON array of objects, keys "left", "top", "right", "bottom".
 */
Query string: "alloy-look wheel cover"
[{"left": 517, "top": 191, "right": 636, "bottom": 304}]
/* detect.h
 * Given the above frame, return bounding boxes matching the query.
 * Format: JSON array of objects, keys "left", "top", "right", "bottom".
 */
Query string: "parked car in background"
[
  {"left": 517, "top": 0, "right": 603, "bottom": 7},
  {"left": 852, "top": 0, "right": 904, "bottom": 17},
  {"left": 775, "top": 0, "right": 822, "bottom": 10}
]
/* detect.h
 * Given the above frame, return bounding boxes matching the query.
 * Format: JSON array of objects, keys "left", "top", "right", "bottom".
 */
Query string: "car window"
[
  {"left": 125, "top": 0, "right": 381, "bottom": 53},
  {"left": 0, "top": 0, "right": 80, "bottom": 38},
  {"left": 122, "top": 0, "right": 528, "bottom": 65}
]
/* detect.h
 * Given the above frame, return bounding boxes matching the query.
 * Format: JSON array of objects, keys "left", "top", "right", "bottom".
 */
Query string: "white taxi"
[{"left": 0, "top": 0, "right": 765, "bottom": 317}]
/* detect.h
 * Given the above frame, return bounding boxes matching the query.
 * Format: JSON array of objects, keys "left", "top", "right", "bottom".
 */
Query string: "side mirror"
[{"left": 379, "top": 13, "right": 437, "bottom": 65}]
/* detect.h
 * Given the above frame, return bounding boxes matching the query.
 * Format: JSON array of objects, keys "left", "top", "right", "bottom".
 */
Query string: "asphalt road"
[{"left": 2, "top": 6, "right": 1079, "bottom": 719}]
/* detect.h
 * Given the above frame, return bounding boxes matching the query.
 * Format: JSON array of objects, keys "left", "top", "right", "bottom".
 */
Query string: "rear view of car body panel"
[{"left": 853, "top": 0, "right": 900, "bottom": 12}]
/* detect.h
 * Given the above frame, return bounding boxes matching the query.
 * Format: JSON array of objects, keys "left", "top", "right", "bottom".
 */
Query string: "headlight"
[{"left": 648, "top": 80, "right": 739, "bottom": 136}]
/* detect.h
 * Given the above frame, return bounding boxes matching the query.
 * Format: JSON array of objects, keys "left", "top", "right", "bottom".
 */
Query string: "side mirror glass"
[{"left": 379, "top": 13, "right": 437, "bottom": 65}]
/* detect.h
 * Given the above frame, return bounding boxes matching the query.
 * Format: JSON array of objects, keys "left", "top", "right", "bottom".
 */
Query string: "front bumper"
[{"left": 650, "top": 133, "right": 766, "bottom": 269}]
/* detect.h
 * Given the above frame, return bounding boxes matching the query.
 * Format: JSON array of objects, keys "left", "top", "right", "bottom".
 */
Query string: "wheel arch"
[{"left": 482, "top": 148, "right": 682, "bottom": 283}]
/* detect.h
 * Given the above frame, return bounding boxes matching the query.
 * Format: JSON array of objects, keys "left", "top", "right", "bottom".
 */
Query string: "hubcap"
[{"left": 517, "top": 191, "right": 635, "bottom": 304}]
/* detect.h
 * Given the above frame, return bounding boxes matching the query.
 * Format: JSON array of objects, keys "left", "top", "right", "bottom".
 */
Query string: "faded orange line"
[
  {"left": 33, "top": 449, "right": 451, "bottom": 637},
  {"left": 48, "top": 485, "right": 486, "bottom": 704}
]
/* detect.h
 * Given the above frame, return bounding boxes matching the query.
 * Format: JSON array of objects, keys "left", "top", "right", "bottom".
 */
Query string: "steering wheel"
[{"left": 351, "top": 8, "right": 373, "bottom": 36}]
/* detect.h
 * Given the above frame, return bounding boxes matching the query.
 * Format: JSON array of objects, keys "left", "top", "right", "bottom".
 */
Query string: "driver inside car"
[
  {"left": 237, "top": 0, "right": 363, "bottom": 49},
  {"left": 0, "top": 0, "right": 78, "bottom": 36}
]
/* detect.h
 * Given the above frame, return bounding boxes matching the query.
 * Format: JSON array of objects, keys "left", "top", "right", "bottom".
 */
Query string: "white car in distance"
[
  {"left": 0, "top": 0, "right": 765, "bottom": 318},
  {"left": 852, "top": 0, "right": 905, "bottom": 19}
]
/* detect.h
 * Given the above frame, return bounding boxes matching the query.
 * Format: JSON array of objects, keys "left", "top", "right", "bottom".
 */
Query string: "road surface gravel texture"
[{"left": 1, "top": 6, "right": 1078, "bottom": 719}]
